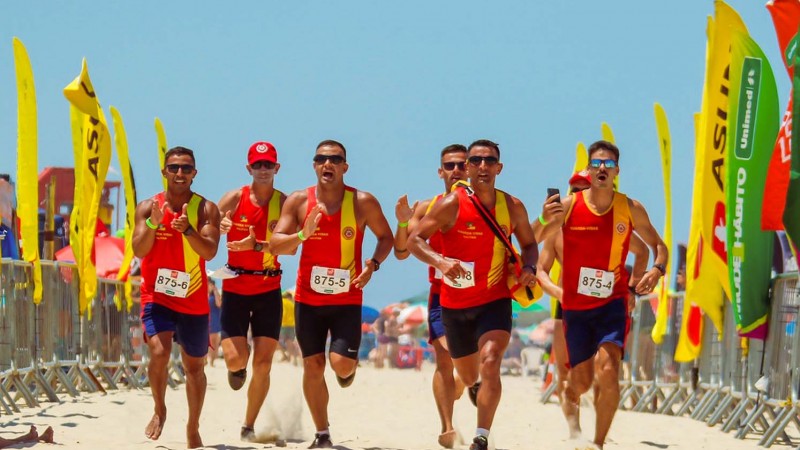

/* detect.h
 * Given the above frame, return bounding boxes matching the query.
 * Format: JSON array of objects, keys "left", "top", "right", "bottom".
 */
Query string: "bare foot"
[
  {"left": 187, "top": 430, "right": 203, "bottom": 449},
  {"left": 145, "top": 413, "right": 166, "bottom": 440},
  {"left": 438, "top": 429, "right": 456, "bottom": 449},
  {"left": 39, "top": 426, "right": 54, "bottom": 443},
  {"left": 21, "top": 425, "right": 39, "bottom": 442}
]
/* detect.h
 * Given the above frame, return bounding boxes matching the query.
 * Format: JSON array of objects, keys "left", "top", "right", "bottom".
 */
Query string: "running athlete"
[
  {"left": 394, "top": 143, "right": 468, "bottom": 449},
  {"left": 408, "top": 139, "right": 539, "bottom": 450},
  {"left": 269, "top": 140, "right": 394, "bottom": 449},
  {"left": 535, "top": 170, "right": 648, "bottom": 440},
  {"left": 217, "top": 141, "right": 287, "bottom": 442},
  {"left": 538, "top": 140, "right": 667, "bottom": 449},
  {"left": 133, "top": 146, "right": 221, "bottom": 449}
]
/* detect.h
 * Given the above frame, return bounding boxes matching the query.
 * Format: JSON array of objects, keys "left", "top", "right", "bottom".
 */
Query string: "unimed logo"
[{"left": 735, "top": 57, "right": 761, "bottom": 160}]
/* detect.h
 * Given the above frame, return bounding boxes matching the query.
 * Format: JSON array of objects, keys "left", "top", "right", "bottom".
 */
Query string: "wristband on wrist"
[
  {"left": 398, "top": 221, "right": 409, "bottom": 228},
  {"left": 145, "top": 217, "right": 158, "bottom": 230},
  {"left": 297, "top": 230, "right": 308, "bottom": 241},
  {"left": 183, "top": 225, "right": 194, "bottom": 236},
  {"left": 523, "top": 264, "right": 537, "bottom": 275},
  {"left": 538, "top": 214, "right": 549, "bottom": 226}
]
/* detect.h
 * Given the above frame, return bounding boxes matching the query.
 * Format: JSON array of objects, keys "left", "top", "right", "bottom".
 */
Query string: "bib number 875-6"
[{"left": 156, "top": 275, "right": 189, "bottom": 290}]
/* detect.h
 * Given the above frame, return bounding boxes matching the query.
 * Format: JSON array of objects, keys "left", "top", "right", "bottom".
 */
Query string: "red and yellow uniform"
[
  {"left": 224, "top": 185, "right": 282, "bottom": 294},
  {"left": 439, "top": 188, "right": 512, "bottom": 309},
  {"left": 140, "top": 192, "right": 208, "bottom": 314},
  {"left": 561, "top": 191, "right": 633, "bottom": 311},
  {"left": 295, "top": 186, "right": 364, "bottom": 306},
  {"left": 426, "top": 194, "right": 445, "bottom": 295}
]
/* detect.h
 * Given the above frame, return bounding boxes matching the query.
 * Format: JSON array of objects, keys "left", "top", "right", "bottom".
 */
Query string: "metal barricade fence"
[
  {"left": 619, "top": 294, "right": 657, "bottom": 410},
  {"left": 0, "top": 258, "right": 184, "bottom": 417}
]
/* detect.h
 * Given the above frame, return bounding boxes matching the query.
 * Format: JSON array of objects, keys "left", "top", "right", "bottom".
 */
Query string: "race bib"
[
  {"left": 577, "top": 267, "right": 615, "bottom": 298},
  {"left": 433, "top": 267, "right": 443, "bottom": 280},
  {"left": 310, "top": 266, "right": 350, "bottom": 294},
  {"left": 442, "top": 260, "right": 475, "bottom": 289},
  {"left": 154, "top": 268, "right": 191, "bottom": 298}
]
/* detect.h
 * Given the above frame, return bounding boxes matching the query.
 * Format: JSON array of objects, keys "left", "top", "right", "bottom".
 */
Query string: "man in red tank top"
[
  {"left": 215, "top": 141, "right": 287, "bottom": 442},
  {"left": 538, "top": 140, "right": 668, "bottom": 449},
  {"left": 535, "top": 171, "right": 650, "bottom": 440},
  {"left": 132, "top": 147, "right": 221, "bottom": 449},
  {"left": 408, "top": 140, "right": 539, "bottom": 450},
  {"left": 393, "top": 143, "right": 467, "bottom": 449},
  {"left": 269, "top": 140, "right": 394, "bottom": 449}
]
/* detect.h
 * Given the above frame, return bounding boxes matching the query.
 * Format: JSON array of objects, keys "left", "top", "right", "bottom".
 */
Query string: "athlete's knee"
[
  {"left": 303, "top": 355, "right": 326, "bottom": 375},
  {"left": 183, "top": 357, "right": 205, "bottom": 377}
]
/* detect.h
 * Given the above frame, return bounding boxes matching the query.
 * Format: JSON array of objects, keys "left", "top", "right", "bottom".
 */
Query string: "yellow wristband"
[
  {"left": 297, "top": 230, "right": 308, "bottom": 241},
  {"left": 538, "top": 214, "right": 549, "bottom": 226},
  {"left": 398, "top": 221, "right": 409, "bottom": 228},
  {"left": 146, "top": 217, "right": 158, "bottom": 230}
]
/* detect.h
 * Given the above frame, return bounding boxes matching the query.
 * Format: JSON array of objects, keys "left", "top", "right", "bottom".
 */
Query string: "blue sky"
[{"left": 0, "top": 2, "right": 790, "bottom": 308}]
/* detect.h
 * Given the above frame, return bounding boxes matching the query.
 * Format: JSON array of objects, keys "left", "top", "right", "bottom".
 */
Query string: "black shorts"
[
  {"left": 442, "top": 298, "right": 512, "bottom": 359},
  {"left": 295, "top": 302, "right": 361, "bottom": 360},
  {"left": 554, "top": 301, "right": 563, "bottom": 320},
  {"left": 220, "top": 289, "right": 282, "bottom": 340}
]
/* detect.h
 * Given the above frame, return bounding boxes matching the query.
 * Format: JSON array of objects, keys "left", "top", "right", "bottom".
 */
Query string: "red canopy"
[{"left": 55, "top": 236, "right": 125, "bottom": 278}]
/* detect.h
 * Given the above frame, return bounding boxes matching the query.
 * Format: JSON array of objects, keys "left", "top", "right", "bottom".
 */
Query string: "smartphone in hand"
[{"left": 547, "top": 188, "right": 561, "bottom": 203}]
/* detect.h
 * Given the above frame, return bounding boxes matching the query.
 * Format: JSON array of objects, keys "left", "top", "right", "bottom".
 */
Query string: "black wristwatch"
[
  {"left": 253, "top": 242, "right": 264, "bottom": 252},
  {"left": 523, "top": 264, "right": 537, "bottom": 276},
  {"left": 183, "top": 225, "right": 194, "bottom": 236},
  {"left": 652, "top": 263, "right": 666, "bottom": 276},
  {"left": 369, "top": 258, "right": 381, "bottom": 271}
]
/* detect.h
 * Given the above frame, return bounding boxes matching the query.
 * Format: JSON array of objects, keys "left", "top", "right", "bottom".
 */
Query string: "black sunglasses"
[
  {"left": 313, "top": 154, "right": 346, "bottom": 165},
  {"left": 165, "top": 164, "right": 195, "bottom": 174},
  {"left": 467, "top": 156, "right": 499, "bottom": 166},
  {"left": 250, "top": 161, "right": 276, "bottom": 170},
  {"left": 442, "top": 161, "right": 466, "bottom": 171}
]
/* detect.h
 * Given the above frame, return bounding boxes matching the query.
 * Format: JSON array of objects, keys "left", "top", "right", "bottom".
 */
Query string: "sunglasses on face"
[
  {"left": 313, "top": 154, "right": 346, "bottom": 165},
  {"left": 589, "top": 158, "right": 618, "bottom": 169},
  {"left": 467, "top": 156, "right": 499, "bottom": 166},
  {"left": 165, "top": 164, "right": 195, "bottom": 174},
  {"left": 442, "top": 161, "right": 466, "bottom": 171},
  {"left": 250, "top": 161, "right": 276, "bottom": 170}
]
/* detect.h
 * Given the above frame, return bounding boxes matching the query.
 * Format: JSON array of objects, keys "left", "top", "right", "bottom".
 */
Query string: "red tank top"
[
  {"left": 439, "top": 188, "right": 512, "bottom": 309},
  {"left": 295, "top": 186, "right": 364, "bottom": 306},
  {"left": 427, "top": 194, "right": 445, "bottom": 295},
  {"left": 224, "top": 186, "right": 282, "bottom": 295},
  {"left": 561, "top": 191, "right": 633, "bottom": 310},
  {"left": 140, "top": 192, "right": 209, "bottom": 315}
]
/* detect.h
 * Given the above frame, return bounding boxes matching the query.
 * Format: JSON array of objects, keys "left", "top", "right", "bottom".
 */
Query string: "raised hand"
[
  {"left": 302, "top": 203, "right": 325, "bottom": 238},
  {"left": 220, "top": 210, "right": 233, "bottom": 234},
  {"left": 395, "top": 195, "right": 416, "bottom": 223},
  {"left": 541, "top": 194, "right": 565, "bottom": 224},
  {"left": 227, "top": 225, "right": 259, "bottom": 252},
  {"left": 150, "top": 201, "right": 167, "bottom": 226},
  {"left": 171, "top": 203, "right": 190, "bottom": 233}
]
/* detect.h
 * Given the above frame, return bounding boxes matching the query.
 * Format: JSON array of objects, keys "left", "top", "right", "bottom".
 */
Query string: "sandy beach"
[{"left": 0, "top": 360, "right": 789, "bottom": 450}]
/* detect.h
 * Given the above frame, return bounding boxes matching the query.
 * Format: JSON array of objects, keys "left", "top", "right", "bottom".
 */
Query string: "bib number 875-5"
[{"left": 313, "top": 275, "right": 347, "bottom": 289}]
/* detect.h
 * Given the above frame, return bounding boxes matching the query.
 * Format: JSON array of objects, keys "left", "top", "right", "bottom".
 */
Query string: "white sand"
[{"left": 1, "top": 361, "right": 785, "bottom": 449}]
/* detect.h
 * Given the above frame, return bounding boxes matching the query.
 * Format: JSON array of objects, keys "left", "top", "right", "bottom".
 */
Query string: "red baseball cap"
[
  {"left": 247, "top": 141, "right": 278, "bottom": 165},
  {"left": 568, "top": 170, "right": 591, "bottom": 186}
]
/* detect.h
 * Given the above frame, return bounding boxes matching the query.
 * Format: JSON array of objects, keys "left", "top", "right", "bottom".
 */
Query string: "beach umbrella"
[
  {"left": 362, "top": 305, "right": 380, "bottom": 323},
  {"left": 398, "top": 304, "right": 427, "bottom": 326},
  {"left": 55, "top": 235, "right": 125, "bottom": 278},
  {"left": 382, "top": 302, "right": 407, "bottom": 315},
  {"left": 528, "top": 318, "right": 556, "bottom": 344}
]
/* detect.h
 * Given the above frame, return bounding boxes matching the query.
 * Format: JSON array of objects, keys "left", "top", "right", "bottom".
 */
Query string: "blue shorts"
[
  {"left": 562, "top": 298, "right": 629, "bottom": 368},
  {"left": 428, "top": 292, "right": 446, "bottom": 343},
  {"left": 142, "top": 302, "right": 210, "bottom": 358}
]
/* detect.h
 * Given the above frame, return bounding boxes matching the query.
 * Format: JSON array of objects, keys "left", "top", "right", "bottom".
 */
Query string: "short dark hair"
[
  {"left": 0, "top": 174, "right": 10, "bottom": 182},
  {"left": 468, "top": 139, "right": 500, "bottom": 158},
  {"left": 440, "top": 144, "right": 467, "bottom": 160},
  {"left": 164, "top": 146, "right": 196, "bottom": 166},
  {"left": 587, "top": 140, "right": 620, "bottom": 162},
  {"left": 316, "top": 139, "right": 347, "bottom": 160}
]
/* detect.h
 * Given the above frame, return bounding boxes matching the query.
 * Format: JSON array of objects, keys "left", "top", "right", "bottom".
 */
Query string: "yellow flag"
[
  {"left": 155, "top": 118, "right": 168, "bottom": 191},
  {"left": 651, "top": 103, "right": 673, "bottom": 344},
  {"left": 63, "top": 59, "right": 112, "bottom": 317},
  {"left": 676, "top": 110, "right": 708, "bottom": 362},
  {"left": 13, "top": 37, "right": 42, "bottom": 304},
  {"left": 573, "top": 142, "right": 588, "bottom": 173},
  {"left": 685, "top": 0, "right": 745, "bottom": 335},
  {"left": 600, "top": 122, "right": 620, "bottom": 190},
  {"left": 69, "top": 105, "right": 84, "bottom": 277},
  {"left": 110, "top": 107, "right": 137, "bottom": 312}
]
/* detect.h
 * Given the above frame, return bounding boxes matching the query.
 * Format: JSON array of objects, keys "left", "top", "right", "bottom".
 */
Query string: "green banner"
[
  {"left": 787, "top": 31, "right": 800, "bottom": 268},
  {"left": 727, "top": 31, "right": 779, "bottom": 339}
]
